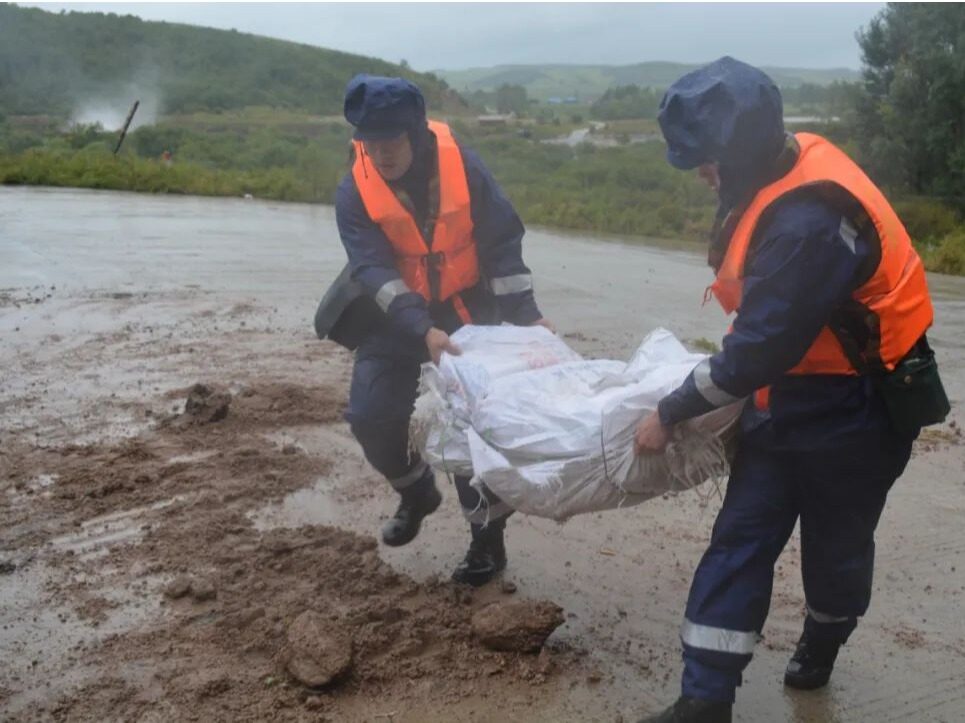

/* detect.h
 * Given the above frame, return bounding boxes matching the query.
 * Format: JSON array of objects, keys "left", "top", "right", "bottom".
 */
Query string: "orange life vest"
[
  {"left": 709, "top": 132, "right": 933, "bottom": 409},
  {"left": 352, "top": 120, "right": 478, "bottom": 324}
]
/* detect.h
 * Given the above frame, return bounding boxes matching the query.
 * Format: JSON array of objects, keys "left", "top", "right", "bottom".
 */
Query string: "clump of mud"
[
  {"left": 182, "top": 383, "right": 232, "bottom": 424},
  {"left": 472, "top": 600, "right": 566, "bottom": 653},
  {"left": 914, "top": 420, "right": 962, "bottom": 455},
  {"left": 282, "top": 610, "right": 354, "bottom": 688}
]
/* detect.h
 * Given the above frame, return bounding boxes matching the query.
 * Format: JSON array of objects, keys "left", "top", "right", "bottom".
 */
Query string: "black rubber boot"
[
  {"left": 380, "top": 475, "right": 442, "bottom": 547},
  {"left": 451, "top": 520, "right": 507, "bottom": 587},
  {"left": 639, "top": 696, "right": 732, "bottom": 723},
  {"left": 784, "top": 631, "right": 842, "bottom": 690}
]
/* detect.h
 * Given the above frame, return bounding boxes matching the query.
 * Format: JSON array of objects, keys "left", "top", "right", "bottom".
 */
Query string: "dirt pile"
[
  {"left": 163, "top": 380, "right": 347, "bottom": 431},
  {"left": 232, "top": 382, "right": 346, "bottom": 426},
  {"left": 1, "top": 379, "right": 576, "bottom": 722},
  {"left": 43, "top": 521, "right": 575, "bottom": 720}
]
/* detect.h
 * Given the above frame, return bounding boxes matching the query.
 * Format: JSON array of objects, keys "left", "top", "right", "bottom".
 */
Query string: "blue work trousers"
[
  {"left": 346, "top": 347, "right": 512, "bottom": 523},
  {"left": 680, "top": 435, "right": 913, "bottom": 703}
]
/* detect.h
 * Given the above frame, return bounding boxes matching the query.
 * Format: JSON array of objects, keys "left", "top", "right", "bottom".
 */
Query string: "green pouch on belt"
[{"left": 874, "top": 342, "right": 951, "bottom": 437}]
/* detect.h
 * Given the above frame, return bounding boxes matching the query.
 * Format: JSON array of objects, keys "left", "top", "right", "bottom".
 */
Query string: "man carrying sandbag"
[
  {"left": 331, "top": 75, "right": 552, "bottom": 586},
  {"left": 634, "top": 57, "right": 947, "bottom": 722}
]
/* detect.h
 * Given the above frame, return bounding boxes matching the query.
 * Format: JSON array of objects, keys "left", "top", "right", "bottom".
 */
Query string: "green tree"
[
  {"left": 854, "top": 3, "right": 965, "bottom": 211},
  {"left": 0, "top": 4, "right": 454, "bottom": 119},
  {"left": 590, "top": 85, "right": 661, "bottom": 120},
  {"left": 494, "top": 84, "right": 528, "bottom": 115}
]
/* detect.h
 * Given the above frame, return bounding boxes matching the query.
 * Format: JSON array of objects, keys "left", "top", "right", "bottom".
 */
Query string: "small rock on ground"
[
  {"left": 284, "top": 610, "right": 353, "bottom": 688},
  {"left": 471, "top": 599, "right": 564, "bottom": 653}
]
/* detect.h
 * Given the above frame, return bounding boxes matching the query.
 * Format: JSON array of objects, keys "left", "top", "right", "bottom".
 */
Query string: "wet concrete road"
[{"left": 2, "top": 186, "right": 964, "bottom": 721}]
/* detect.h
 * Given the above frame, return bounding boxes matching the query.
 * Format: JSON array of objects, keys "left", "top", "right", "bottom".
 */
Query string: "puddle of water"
[
  {"left": 31, "top": 474, "right": 57, "bottom": 489},
  {"left": 248, "top": 476, "right": 344, "bottom": 530},
  {"left": 249, "top": 426, "right": 362, "bottom": 531},
  {"left": 0, "top": 560, "right": 164, "bottom": 716}
]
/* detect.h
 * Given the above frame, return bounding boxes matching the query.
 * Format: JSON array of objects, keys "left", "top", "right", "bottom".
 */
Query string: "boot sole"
[
  {"left": 783, "top": 671, "right": 832, "bottom": 690},
  {"left": 380, "top": 488, "right": 442, "bottom": 548},
  {"left": 451, "top": 555, "right": 507, "bottom": 587}
]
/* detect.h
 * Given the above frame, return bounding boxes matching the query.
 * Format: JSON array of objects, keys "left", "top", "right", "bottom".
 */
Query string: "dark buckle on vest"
[
  {"left": 423, "top": 251, "right": 446, "bottom": 269},
  {"left": 423, "top": 252, "right": 445, "bottom": 300}
]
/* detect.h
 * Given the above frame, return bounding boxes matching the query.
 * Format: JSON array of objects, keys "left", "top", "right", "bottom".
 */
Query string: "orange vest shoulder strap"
[
  {"left": 351, "top": 143, "right": 403, "bottom": 219},
  {"left": 428, "top": 120, "right": 471, "bottom": 215}
]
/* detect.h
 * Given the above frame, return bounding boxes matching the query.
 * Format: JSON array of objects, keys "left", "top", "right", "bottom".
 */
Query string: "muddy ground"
[{"left": 2, "top": 187, "right": 964, "bottom": 722}]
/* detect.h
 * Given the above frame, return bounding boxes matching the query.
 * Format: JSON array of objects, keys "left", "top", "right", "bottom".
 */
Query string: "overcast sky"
[{"left": 21, "top": 2, "right": 885, "bottom": 71}]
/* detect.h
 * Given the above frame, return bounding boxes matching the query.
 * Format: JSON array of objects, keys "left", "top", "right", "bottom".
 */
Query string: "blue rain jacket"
[
  {"left": 655, "top": 57, "right": 903, "bottom": 449},
  {"left": 336, "top": 76, "right": 541, "bottom": 358}
]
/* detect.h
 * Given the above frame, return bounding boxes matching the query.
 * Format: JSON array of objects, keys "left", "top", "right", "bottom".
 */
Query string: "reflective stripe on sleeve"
[
  {"left": 692, "top": 358, "right": 742, "bottom": 407},
  {"left": 375, "top": 279, "right": 412, "bottom": 312},
  {"left": 838, "top": 217, "right": 858, "bottom": 253},
  {"left": 490, "top": 274, "right": 534, "bottom": 296}
]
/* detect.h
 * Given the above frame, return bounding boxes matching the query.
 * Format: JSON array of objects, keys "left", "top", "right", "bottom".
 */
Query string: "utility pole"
[{"left": 113, "top": 100, "right": 140, "bottom": 155}]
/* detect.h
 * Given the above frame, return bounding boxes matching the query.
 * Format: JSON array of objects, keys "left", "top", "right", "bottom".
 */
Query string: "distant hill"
[
  {"left": 0, "top": 4, "right": 462, "bottom": 123},
  {"left": 437, "top": 62, "right": 861, "bottom": 102}
]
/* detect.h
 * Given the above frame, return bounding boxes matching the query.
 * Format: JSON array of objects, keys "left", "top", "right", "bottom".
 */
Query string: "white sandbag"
[
  {"left": 437, "top": 324, "right": 582, "bottom": 409},
  {"left": 409, "top": 324, "right": 582, "bottom": 477},
  {"left": 410, "top": 325, "right": 741, "bottom": 521}
]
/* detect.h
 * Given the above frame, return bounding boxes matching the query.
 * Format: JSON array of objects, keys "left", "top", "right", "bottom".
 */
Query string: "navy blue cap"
[{"left": 343, "top": 74, "right": 427, "bottom": 141}]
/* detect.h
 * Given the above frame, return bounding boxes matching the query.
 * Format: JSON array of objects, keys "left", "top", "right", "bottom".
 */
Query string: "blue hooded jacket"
[
  {"left": 335, "top": 75, "right": 542, "bottom": 357},
  {"left": 655, "top": 58, "right": 901, "bottom": 448}
]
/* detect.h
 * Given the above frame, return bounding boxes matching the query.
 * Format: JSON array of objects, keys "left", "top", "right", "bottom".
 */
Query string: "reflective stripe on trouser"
[
  {"left": 681, "top": 438, "right": 909, "bottom": 703},
  {"left": 807, "top": 604, "right": 851, "bottom": 624},
  {"left": 454, "top": 475, "right": 513, "bottom": 526},
  {"left": 388, "top": 460, "right": 430, "bottom": 491}
]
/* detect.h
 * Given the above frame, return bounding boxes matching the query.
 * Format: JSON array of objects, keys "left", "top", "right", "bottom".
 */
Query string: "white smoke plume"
[{"left": 69, "top": 65, "right": 163, "bottom": 131}]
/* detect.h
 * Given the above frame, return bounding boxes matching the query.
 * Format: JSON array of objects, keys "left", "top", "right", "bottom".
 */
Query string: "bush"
[
  {"left": 922, "top": 229, "right": 965, "bottom": 275},
  {"left": 893, "top": 197, "right": 961, "bottom": 243}
]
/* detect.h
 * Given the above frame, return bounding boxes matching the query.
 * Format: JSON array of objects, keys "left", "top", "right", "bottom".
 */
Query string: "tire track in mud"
[{"left": 840, "top": 672, "right": 965, "bottom": 722}]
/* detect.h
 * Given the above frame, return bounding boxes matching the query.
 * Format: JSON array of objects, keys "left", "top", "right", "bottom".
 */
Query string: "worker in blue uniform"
[
  {"left": 329, "top": 75, "right": 552, "bottom": 586},
  {"left": 634, "top": 57, "right": 941, "bottom": 722}
]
